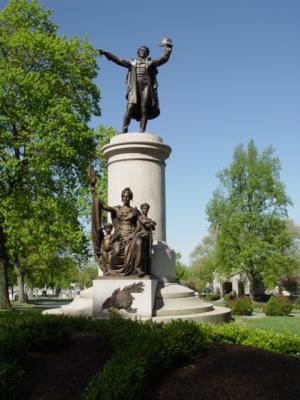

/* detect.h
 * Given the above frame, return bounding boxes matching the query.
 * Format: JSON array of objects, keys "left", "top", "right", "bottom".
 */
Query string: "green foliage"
[
  {"left": 0, "top": 313, "right": 71, "bottom": 353},
  {"left": 202, "top": 322, "right": 300, "bottom": 356},
  {"left": 96, "top": 125, "right": 116, "bottom": 205},
  {"left": 78, "top": 265, "right": 98, "bottom": 289},
  {"left": 188, "top": 228, "right": 216, "bottom": 292},
  {"left": 0, "top": 312, "right": 72, "bottom": 399},
  {"left": 0, "top": 328, "right": 28, "bottom": 363},
  {"left": 263, "top": 296, "right": 293, "bottom": 316},
  {"left": 294, "top": 297, "right": 300, "bottom": 307},
  {"left": 236, "top": 316, "right": 300, "bottom": 336},
  {"left": 224, "top": 292, "right": 237, "bottom": 302},
  {"left": 175, "top": 252, "right": 188, "bottom": 283},
  {"left": 230, "top": 296, "right": 254, "bottom": 316},
  {"left": 0, "top": 0, "right": 104, "bottom": 307},
  {"left": 0, "top": 361, "right": 24, "bottom": 400},
  {"left": 83, "top": 319, "right": 206, "bottom": 400},
  {"left": 24, "top": 254, "right": 81, "bottom": 290},
  {"left": 206, "top": 140, "right": 295, "bottom": 297},
  {"left": 205, "top": 292, "right": 221, "bottom": 301},
  {"left": 1, "top": 313, "right": 300, "bottom": 399}
]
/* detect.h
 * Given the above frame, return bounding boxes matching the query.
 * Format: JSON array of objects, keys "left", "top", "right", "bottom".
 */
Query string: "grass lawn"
[
  {"left": 235, "top": 315, "right": 300, "bottom": 336},
  {"left": 0, "top": 299, "right": 71, "bottom": 316}
]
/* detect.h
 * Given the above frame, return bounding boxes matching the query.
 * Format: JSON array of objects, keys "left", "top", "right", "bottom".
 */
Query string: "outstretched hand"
[
  {"left": 159, "top": 36, "right": 173, "bottom": 48},
  {"left": 96, "top": 49, "right": 106, "bottom": 56}
]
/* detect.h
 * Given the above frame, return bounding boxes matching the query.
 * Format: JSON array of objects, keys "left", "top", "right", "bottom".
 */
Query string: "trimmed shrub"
[
  {"left": 0, "top": 361, "right": 25, "bottom": 399},
  {"left": 230, "top": 296, "right": 254, "bottom": 316},
  {"left": 0, "top": 313, "right": 72, "bottom": 399},
  {"left": 83, "top": 320, "right": 206, "bottom": 400},
  {"left": 224, "top": 292, "right": 237, "bottom": 302},
  {"left": 205, "top": 292, "right": 220, "bottom": 301},
  {"left": 201, "top": 323, "right": 300, "bottom": 356},
  {"left": 294, "top": 296, "right": 300, "bottom": 309},
  {"left": 0, "top": 328, "right": 29, "bottom": 362},
  {"left": 263, "top": 296, "right": 293, "bottom": 316},
  {"left": 2, "top": 311, "right": 300, "bottom": 400}
]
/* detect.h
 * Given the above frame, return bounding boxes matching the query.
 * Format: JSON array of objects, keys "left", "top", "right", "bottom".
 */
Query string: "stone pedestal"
[
  {"left": 93, "top": 276, "right": 158, "bottom": 318},
  {"left": 102, "top": 133, "right": 171, "bottom": 242},
  {"left": 102, "top": 132, "right": 176, "bottom": 282}
]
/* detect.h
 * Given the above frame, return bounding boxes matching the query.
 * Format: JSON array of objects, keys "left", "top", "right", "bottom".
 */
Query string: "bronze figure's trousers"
[{"left": 122, "top": 82, "right": 150, "bottom": 133}]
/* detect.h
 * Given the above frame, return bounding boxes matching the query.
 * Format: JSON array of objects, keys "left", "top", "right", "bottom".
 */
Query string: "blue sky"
[{"left": 2, "top": 0, "right": 299, "bottom": 263}]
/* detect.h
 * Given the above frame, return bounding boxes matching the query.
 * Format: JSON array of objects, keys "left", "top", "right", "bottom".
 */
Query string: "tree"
[
  {"left": 0, "top": 0, "right": 101, "bottom": 308},
  {"left": 206, "top": 140, "right": 295, "bottom": 298},
  {"left": 278, "top": 220, "right": 300, "bottom": 294},
  {"left": 175, "top": 252, "right": 188, "bottom": 283},
  {"left": 96, "top": 125, "right": 116, "bottom": 204},
  {"left": 189, "top": 228, "right": 217, "bottom": 293},
  {"left": 78, "top": 265, "right": 98, "bottom": 290}
]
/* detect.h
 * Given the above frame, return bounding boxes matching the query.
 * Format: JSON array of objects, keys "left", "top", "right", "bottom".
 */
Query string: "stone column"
[{"left": 102, "top": 133, "right": 171, "bottom": 242}]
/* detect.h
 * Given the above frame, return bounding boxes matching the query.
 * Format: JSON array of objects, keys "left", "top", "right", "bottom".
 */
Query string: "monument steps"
[
  {"left": 156, "top": 283, "right": 196, "bottom": 299},
  {"left": 151, "top": 306, "right": 231, "bottom": 324},
  {"left": 154, "top": 297, "right": 214, "bottom": 316},
  {"left": 152, "top": 283, "right": 230, "bottom": 322},
  {"left": 43, "top": 289, "right": 93, "bottom": 317}
]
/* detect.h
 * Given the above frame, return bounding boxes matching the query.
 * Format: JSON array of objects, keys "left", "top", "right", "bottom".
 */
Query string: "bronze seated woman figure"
[{"left": 100, "top": 187, "right": 148, "bottom": 277}]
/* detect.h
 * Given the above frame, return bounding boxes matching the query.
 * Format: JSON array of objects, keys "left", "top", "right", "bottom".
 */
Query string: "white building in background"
[{"left": 213, "top": 272, "right": 264, "bottom": 297}]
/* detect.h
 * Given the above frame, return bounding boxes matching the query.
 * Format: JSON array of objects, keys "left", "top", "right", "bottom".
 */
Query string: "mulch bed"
[
  {"left": 17, "top": 332, "right": 111, "bottom": 400},
  {"left": 143, "top": 343, "right": 300, "bottom": 400},
  {"left": 16, "top": 336, "right": 300, "bottom": 400}
]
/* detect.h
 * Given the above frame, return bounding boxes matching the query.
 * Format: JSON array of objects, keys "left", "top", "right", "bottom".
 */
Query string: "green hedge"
[
  {"left": 1, "top": 312, "right": 300, "bottom": 400},
  {"left": 83, "top": 319, "right": 300, "bottom": 399},
  {"left": 205, "top": 292, "right": 221, "bottom": 301},
  {"left": 83, "top": 319, "right": 206, "bottom": 400},
  {"left": 224, "top": 292, "right": 237, "bottom": 302},
  {"left": 201, "top": 323, "right": 300, "bottom": 356},
  {"left": 263, "top": 296, "right": 293, "bottom": 316},
  {"left": 0, "top": 313, "right": 72, "bottom": 399},
  {"left": 230, "top": 296, "right": 254, "bottom": 316},
  {"left": 0, "top": 361, "right": 25, "bottom": 399}
]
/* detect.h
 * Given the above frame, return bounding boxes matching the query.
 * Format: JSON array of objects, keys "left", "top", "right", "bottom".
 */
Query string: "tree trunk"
[
  {"left": 14, "top": 258, "right": 26, "bottom": 302},
  {"left": 248, "top": 274, "right": 255, "bottom": 300},
  {"left": 0, "top": 224, "right": 11, "bottom": 310},
  {"left": 28, "top": 285, "right": 33, "bottom": 300}
]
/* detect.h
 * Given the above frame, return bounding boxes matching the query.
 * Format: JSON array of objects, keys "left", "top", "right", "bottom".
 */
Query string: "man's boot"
[
  {"left": 122, "top": 114, "right": 131, "bottom": 133},
  {"left": 139, "top": 116, "right": 148, "bottom": 133}
]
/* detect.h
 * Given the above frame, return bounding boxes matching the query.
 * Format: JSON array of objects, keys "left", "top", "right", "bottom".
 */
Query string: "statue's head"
[
  {"left": 140, "top": 203, "right": 150, "bottom": 215},
  {"left": 121, "top": 187, "right": 133, "bottom": 203},
  {"left": 104, "top": 222, "right": 113, "bottom": 233},
  {"left": 137, "top": 46, "right": 150, "bottom": 58}
]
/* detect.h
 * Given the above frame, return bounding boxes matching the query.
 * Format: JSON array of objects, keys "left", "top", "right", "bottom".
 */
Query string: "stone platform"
[
  {"left": 43, "top": 281, "right": 231, "bottom": 324},
  {"left": 151, "top": 282, "right": 231, "bottom": 324}
]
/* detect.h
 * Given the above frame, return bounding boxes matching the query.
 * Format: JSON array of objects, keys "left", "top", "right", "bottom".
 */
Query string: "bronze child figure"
[
  {"left": 100, "top": 222, "right": 113, "bottom": 275},
  {"left": 139, "top": 203, "right": 156, "bottom": 275}
]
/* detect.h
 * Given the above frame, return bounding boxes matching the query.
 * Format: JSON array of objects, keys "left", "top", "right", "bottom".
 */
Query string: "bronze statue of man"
[{"left": 98, "top": 37, "right": 173, "bottom": 133}]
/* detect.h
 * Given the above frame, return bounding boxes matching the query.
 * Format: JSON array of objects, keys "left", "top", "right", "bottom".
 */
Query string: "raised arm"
[
  {"left": 152, "top": 45, "right": 173, "bottom": 67},
  {"left": 99, "top": 199, "right": 117, "bottom": 215},
  {"left": 97, "top": 49, "right": 131, "bottom": 68}
]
